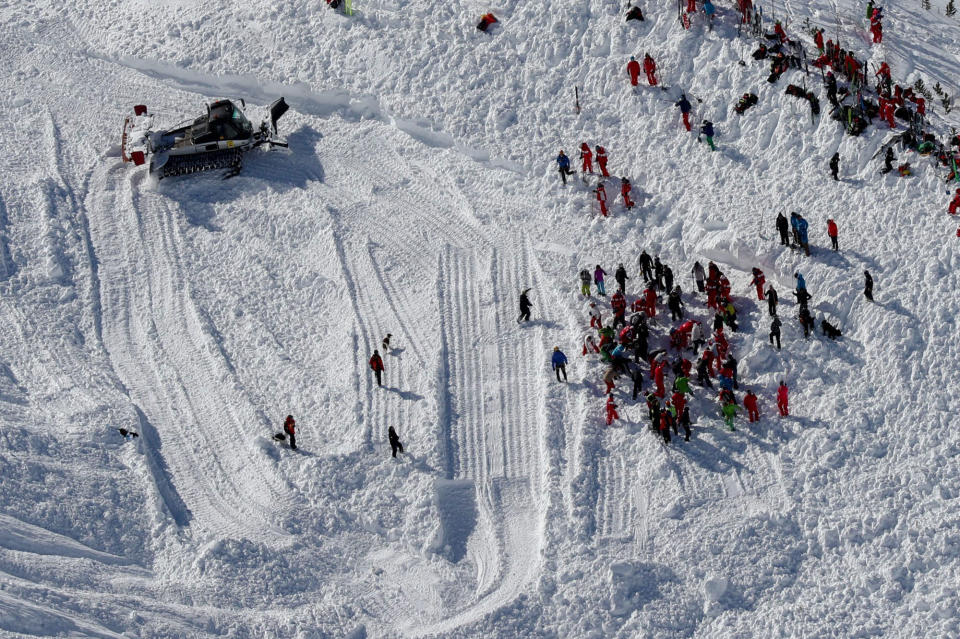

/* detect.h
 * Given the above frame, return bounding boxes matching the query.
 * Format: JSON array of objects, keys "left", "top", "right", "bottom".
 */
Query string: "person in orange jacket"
[
  {"left": 580, "top": 142, "right": 593, "bottom": 173},
  {"left": 776, "top": 381, "right": 789, "bottom": 416},
  {"left": 606, "top": 394, "right": 620, "bottom": 425},
  {"left": 595, "top": 182, "right": 609, "bottom": 217},
  {"left": 621, "top": 177, "right": 635, "bottom": 208},
  {"left": 827, "top": 218, "right": 839, "bottom": 250},
  {"left": 749, "top": 268, "right": 766, "bottom": 301},
  {"left": 644, "top": 286, "right": 657, "bottom": 318},
  {"left": 654, "top": 361, "right": 666, "bottom": 397},
  {"left": 283, "top": 415, "right": 297, "bottom": 450},
  {"left": 369, "top": 349, "right": 385, "bottom": 386},
  {"left": 744, "top": 391, "right": 759, "bottom": 422},
  {"left": 643, "top": 54, "right": 658, "bottom": 86},
  {"left": 949, "top": 189, "right": 960, "bottom": 215},
  {"left": 595, "top": 145, "right": 610, "bottom": 177},
  {"left": 627, "top": 56, "right": 641, "bottom": 86}
]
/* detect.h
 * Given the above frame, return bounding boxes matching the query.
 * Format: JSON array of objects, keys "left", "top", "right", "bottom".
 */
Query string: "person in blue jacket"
[
  {"left": 794, "top": 271, "right": 807, "bottom": 292},
  {"left": 552, "top": 346, "right": 568, "bottom": 382},
  {"left": 796, "top": 216, "right": 810, "bottom": 255},
  {"left": 556, "top": 150, "right": 575, "bottom": 184},
  {"left": 700, "top": 120, "right": 716, "bottom": 150},
  {"left": 675, "top": 94, "right": 693, "bottom": 131},
  {"left": 703, "top": 0, "right": 716, "bottom": 29},
  {"left": 789, "top": 212, "right": 800, "bottom": 246}
]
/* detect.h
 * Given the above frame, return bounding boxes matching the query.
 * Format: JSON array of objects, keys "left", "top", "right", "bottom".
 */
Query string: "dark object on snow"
[
  {"left": 626, "top": 6, "right": 645, "bottom": 21},
  {"left": 785, "top": 85, "right": 820, "bottom": 116},
  {"left": 734, "top": 93, "right": 759, "bottom": 114},
  {"left": 273, "top": 433, "right": 286, "bottom": 441},
  {"left": 117, "top": 428, "right": 139, "bottom": 439},
  {"left": 327, "top": 0, "right": 341, "bottom": 7},
  {"left": 382, "top": 333, "right": 392, "bottom": 351},
  {"left": 833, "top": 105, "right": 868, "bottom": 136},
  {"left": 477, "top": 13, "right": 498, "bottom": 31},
  {"left": 864, "top": 271, "right": 874, "bottom": 301},
  {"left": 388, "top": 426, "right": 404, "bottom": 458},
  {"left": 829, "top": 152, "right": 840, "bottom": 180},
  {"left": 752, "top": 44, "right": 768, "bottom": 60},
  {"left": 518, "top": 288, "right": 533, "bottom": 322},
  {"left": 284, "top": 415, "right": 297, "bottom": 450},
  {"left": 821, "top": 320, "right": 842, "bottom": 339}
]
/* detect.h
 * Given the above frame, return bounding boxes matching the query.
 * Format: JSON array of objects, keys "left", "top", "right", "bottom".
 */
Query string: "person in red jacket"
[
  {"left": 773, "top": 21, "right": 787, "bottom": 43},
  {"left": 827, "top": 218, "right": 839, "bottom": 250},
  {"left": 950, "top": 189, "right": 960, "bottom": 215},
  {"left": 814, "top": 28, "right": 824, "bottom": 53},
  {"left": 744, "top": 391, "right": 759, "bottom": 422},
  {"left": 283, "top": 415, "right": 297, "bottom": 450},
  {"left": 627, "top": 56, "right": 641, "bottom": 86},
  {"left": 654, "top": 362, "right": 666, "bottom": 397},
  {"left": 595, "top": 183, "right": 608, "bottom": 217},
  {"left": 595, "top": 146, "right": 610, "bottom": 177},
  {"left": 580, "top": 143, "right": 593, "bottom": 173},
  {"left": 369, "top": 350, "right": 385, "bottom": 386},
  {"left": 621, "top": 177, "right": 635, "bottom": 208},
  {"left": 750, "top": 268, "right": 766, "bottom": 301},
  {"left": 644, "top": 286, "right": 657, "bottom": 318},
  {"left": 776, "top": 381, "right": 789, "bottom": 416},
  {"left": 643, "top": 54, "right": 658, "bottom": 86},
  {"left": 606, "top": 394, "right": 620, "bottom": 426},
  {"left": 671, "top": 390, "right": 686, "bottom": 418}
]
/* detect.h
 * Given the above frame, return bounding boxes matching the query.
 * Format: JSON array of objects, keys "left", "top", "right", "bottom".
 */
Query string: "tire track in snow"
[{"left": 88, "top": 164, "right": 294, "bottom": 543}]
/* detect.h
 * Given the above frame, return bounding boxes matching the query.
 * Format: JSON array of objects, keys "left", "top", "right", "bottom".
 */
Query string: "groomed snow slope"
[{"left": 0, "top": 0, "right": 959, "bottom": 637}]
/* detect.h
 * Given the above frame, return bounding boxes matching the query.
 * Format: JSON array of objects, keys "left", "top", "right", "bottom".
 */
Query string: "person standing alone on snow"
[
  {"left": 675, "top": 94, "right": 693, "bottom": 131},
  {"left": 594, "top": 265, "right": 608, "bottom": 296},
  {"left": 830, "top": 152, "right": 840, "bottom": 181},
  {"left": 284, "top": 415, "right": 297, "bottom": 450},
  {"left": 827, "top": 218, "right": 839, "bottom": 251},
  {"left": 769, "top": 316, "right": 782, "bottom": 349},
  {"left": 615, "top": 263, "right": 629, "bottom": 293},
  {"left": 518, "top": 289, "right": 533, "bottom": 322},
  {"left": 863, "top": 271, "right": 874, "bottom": 301},
  {"left": 777, "top": 381, "right": 789, "bottom": 416},
  {"left": 627, "top": 56, "right": 641, "bottom": 87},
  {"left": 579, "top": 268, "right": 592, "bottom": 296},
  {"left": 369, "top": 350, "right": 385, "bottom": 387},
  {"left": 556, "top": 150, "right": 575, "bottom": 184},
  {"left": 700, "top": 120, "right": 716, "bottom": 151},
  {"left": 552, "top": 346, "right": 568, "bottom": 382},
  {"left": 388, "top": 426, "right": 404, "bottom": 458}
]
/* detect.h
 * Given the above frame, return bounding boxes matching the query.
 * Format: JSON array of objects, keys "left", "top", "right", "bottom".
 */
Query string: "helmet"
[{"left": 630, "top": 55, "right": 635, "bottom": 61}]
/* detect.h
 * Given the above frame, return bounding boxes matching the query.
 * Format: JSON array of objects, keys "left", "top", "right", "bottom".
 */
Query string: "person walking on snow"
[
  {"left": 595, "top": 182, "right": 609, "bottom": 217},
  {"left": 769, "top": 316, "right": 782, "bottom": 349},
  {"left": 552, "top": 346, "right": 568, "bottom": 382},
  {"left": 750, "top": 268, "right": 766, "bottom": 300},
  {"left": 579, "top": 143, "right": 593, "bottom": 173},
  {"left": 776, "top": 211, "right": 790, "bottom": 246},
  {"left": 700, "top": 120, "right": 716, "bottom": 151},
  {"left": 703, "top": 0, "right": 716, "bottom": 29},
  {"left": 594, "top": 265, "right": 608, "bottom": 296},
  {"left": 579, "top": 268, "right": 592, "bottom": 296},
  {"left": 827, "top": 218, "right": 839, "bottom": 251},
  {"left": 643, "top": 54, "right": 658, "bottom": 86},
  {"left": 744, "top": 390, "right": 760, "bottom": 422},
  {"left": 767, "top": 284, "right": 779, "bottom": 316},
  {"left": 639, "top": 250, "right": 654, "bottom": 282},
  {"left": 589, "top": 302, "right": 602, "bottom": 328},
  {"left": 627, "top": 56, "right": 641, "bottom": 87},
  {"left": 595, "top": 146, "right": 611, "bottom": 177},
  {"left": 388, "top": 426, "right": 404, "bottom": 458},
  {"left": 721, "top": 400, "right": 738, "bottom": 431},
  {"left": 556, "top": 150, "right": 575, "bottom": 184},
  {"left": 518, "top": 289, "right": 533, "bottom": 322},
  {"left": 863, "top": 271, "right": 874, "bottom": 301},
  {"left": 692, "top": 261, "right": 706, "bottom": 292},
  {"left": 949, "top": 189, "right": 960, "bottom": 215},
  {"left": 369, "top": 350, "right": 385, "bottom": 387},
  {"left": 615, "top": 263, "right": 629, "bottom": 293},
  {"left": 643, "top": 286, "right": 658, "bottom": 318},
  {"left": 675, "top": 94, "right": 693, "bottom": 131},
  {"left": 830, "top": 152, "right": 840, "bottom": 181},
  {"left": 283, "top": 415, "right": 297, "bottom": 450},
  {"left": 620, "top": 177, "right": 635, "bottom": 208},
  {"left": 606, "top": 394, "right": 619, "bottom": 426},
  {"left": 776, "top": 381, "right": 789, "bottom": 416},
  {"left": 794, "top": 271, "right": 807, "bottom": 292}
]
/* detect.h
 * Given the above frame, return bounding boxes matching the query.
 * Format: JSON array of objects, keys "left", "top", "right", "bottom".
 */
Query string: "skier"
[
  {"left": 606, "top": 394, "right": 619, "bottom": 426},
  {"left": 744, "top": 390, "right": 760, "bottom": 422},
  {"left": 620, "top": 177, "right": 635, "bottom": 208},
  {"left": 284, "top": 415, "right": 297, "bottom": 450},
  {"left": 643, "top": 53, "right": 658, "bottom": 86},
  {"left": 767, "top": 285, "right": 779, "bottom": 316},
  {"left": 594, "top": 265, "right": 608, "bottom": 296},
  {"left": 518, "top": 288, "right": 533, "bottom": 322},
  {"left": 369, "top": 350, "right": 385, "bottom": 387},
  {"left": 580, "top": 143, "right": 593, "bottom": 173},
  {"left": 769, "top": 316, "right": 782, "bottom": 349},
  {"left": 750, "top": 268, "right": 766, "bottom": 300},
  {"left": 721, "top": 400, "right": 738, "bottom": 431},
  {"left": 595, "top": 182, "right": 609, "bottom": 217},
  {"left": 579, "top": 268, "right": 592, "bottom": 296},
  {"left": 700, "top": 120, "right": 716, "bottom": 151},
  {"left": 675, "top": 94, "right": 693, "bottom": 131},
  {"left": 615, "top": 263, "right": 629, "bottom": 293},
  {"left": 776, "top": 211, "right": 790, "bottom": 246},
  {"left": 556, "top": 150, "right": 575, "bottom": 184},
  {"left": 551, "top": 346, "right": 568, "bottom": 382},
  {"left": 639, "top": 250, "right": 654, "bottom": 282},
  {"left": 776, "top": 381, "right": 789, "bottom": 416},
  {"left": 829, "top": 152, "right": 840, "bottom": 181},
  {"left": 863, "top": 270, "right": 874, "bottom": 301},
  {"left": 827, "top": 218, "right": 839, "bottom": 251},
  {"left": 627, "top": 56, "right": 641, "bottom": 87},
  {"left": 949, "top": 189, "right": 960, "bottom": 215},
  {"left": 595, "top": 146, "right": 611, "bottom": 177},
  {"left": 388, "top": 426, "right": 404, "bottom": 458},
  {"left": 692, "top": 261, "right": 706, "bottom": 292}
]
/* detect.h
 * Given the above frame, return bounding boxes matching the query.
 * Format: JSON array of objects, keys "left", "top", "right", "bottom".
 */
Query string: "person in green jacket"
[
  {"left": 673, "top": 375, "right": 691, "bottom": 394},
  {"left": 721, "top": 401, "right": 738, "bottom": 431}
]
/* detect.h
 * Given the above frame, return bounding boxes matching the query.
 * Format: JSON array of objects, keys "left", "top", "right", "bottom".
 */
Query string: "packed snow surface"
[{"left": 1, "top": 0, "right": 959, "bottom": 636}]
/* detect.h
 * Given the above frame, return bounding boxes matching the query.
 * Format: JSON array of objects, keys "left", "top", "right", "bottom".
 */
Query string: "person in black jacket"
[
  {"left": 767, "top": 285, "right": 779, "bottom": 316},
  {"left": 882, "top": 147, "right": 895, "bottom": 174},
  {"left": 388, "top": 426, "right": 404, "bottom": 458},
  {"left": 639, "top": 250, "right": 654, "bottom": 282},
  {"left": 769, "top": 316, "right": 782, "bottom": 349},
  {"left": 776, "top": 212, "right": 790, "bottom": 246},
  {"left": 864, "top": 271, "right": 874, "bottom": 301},
  {"left": 518, "top": 289, "right": 533, "bottom": 322},
  {"left": 615, "top": 264, "right": 629, "bottom": 293},
  {"left": 830, "top": 152, "right": 840, "bottom": 180}
]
